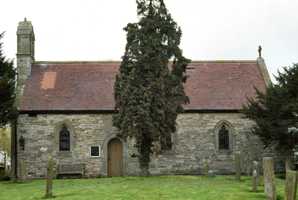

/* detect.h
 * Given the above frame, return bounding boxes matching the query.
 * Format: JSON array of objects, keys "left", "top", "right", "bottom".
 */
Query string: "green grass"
[{"left": 0, "top": 176, "right": 293, "bottom": 200}]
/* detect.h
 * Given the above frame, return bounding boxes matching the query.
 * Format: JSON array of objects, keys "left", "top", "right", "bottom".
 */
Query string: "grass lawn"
[{"left": 0, "top": 176, "right": 293, "bottom": 200}]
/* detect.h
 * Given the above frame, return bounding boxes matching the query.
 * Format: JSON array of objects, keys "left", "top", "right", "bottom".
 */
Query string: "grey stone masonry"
[
  {"left": 257, "top": 57, "right": 271, "bottom": 87},
  {"left": 17, "top": 112, "right": 265, "bottom": 178},
  {"left": 16, "top": 18, "right": 35, "bottom": 107}
]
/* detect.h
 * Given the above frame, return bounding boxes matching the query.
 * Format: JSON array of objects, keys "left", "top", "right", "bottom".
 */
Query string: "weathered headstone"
[
  {"left": 253, "top": 161, "right": 260, "bottom": 186},
  {"left": 263, "top": 157, "right": 276, "bottom": 200},
  {"left": 45, "top": 157, "right": 55, "bottom": 199},
  {"left": 202, "top": 158, "right": 210, "bottom": 176},
  {"left": 235, "top": 151, "right": 241, "bottom": 181},
  {"left": 252, "top": 169, "right": 258, "bottom": 192},
  {"left": 19, "top": 159, "right": 27, "bottom": 182},
  {"left": 284, "top": 170, "right": 298, "bottom": 200},
  {"left": 208, "top": 170, "right": 216, "bottom": 177}
]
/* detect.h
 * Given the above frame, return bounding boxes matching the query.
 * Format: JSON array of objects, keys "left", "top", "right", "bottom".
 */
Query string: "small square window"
[{"left": 90, "top": 146, "right": 100, "bottom": 157}]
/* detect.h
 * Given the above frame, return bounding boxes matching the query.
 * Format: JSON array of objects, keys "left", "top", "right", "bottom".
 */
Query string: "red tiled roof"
[{"left": 20, "top": 61, "right": 267, "bottom": 112}]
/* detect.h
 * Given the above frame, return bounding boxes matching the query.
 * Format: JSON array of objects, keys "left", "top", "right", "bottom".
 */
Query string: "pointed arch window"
[
  {"left": 218, "top": 125, "right": 230, "bottom": 150},
  {"left": 59, "top": 125, "right": 70, "bottom": 151}
]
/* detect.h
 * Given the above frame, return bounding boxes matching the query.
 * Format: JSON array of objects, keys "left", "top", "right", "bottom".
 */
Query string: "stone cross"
[
  {"left": 235, "top": 151, "right": 241, "bottom": 181},
  {"left": 258, "top": 46, "right": 262, "bottom": 57},
  {"left": 263, "top": 157, "right": 276, "bottom": 200},
  {"left": 285, "top": 170, "right": 298, "bottom": 200}
]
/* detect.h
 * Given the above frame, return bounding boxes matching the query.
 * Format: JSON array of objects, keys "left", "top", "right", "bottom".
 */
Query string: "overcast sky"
[{"left": 1, "top": 0, "right": 297, "bottom": 80}]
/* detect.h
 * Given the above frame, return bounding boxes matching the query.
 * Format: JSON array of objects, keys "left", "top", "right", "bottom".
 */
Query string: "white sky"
[{"left": 1, "top": 0, "right": 298, "bottom": 80}]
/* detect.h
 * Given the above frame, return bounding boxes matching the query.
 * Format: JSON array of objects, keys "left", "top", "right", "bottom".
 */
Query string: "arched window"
[
  {"left": 59, "top": 125, "right": 70, "bottom": 151},
  {"left": 218, "top": 125, "right": 230, "bottom": 150}
]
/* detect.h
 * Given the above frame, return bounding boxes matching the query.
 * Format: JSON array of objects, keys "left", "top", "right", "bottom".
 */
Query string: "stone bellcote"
[
  {"left": 17, "top": 18, "right": 35, "bottom": 59},
  {"left": 16, "top": 18, "right": 35, "bottom": 107}
]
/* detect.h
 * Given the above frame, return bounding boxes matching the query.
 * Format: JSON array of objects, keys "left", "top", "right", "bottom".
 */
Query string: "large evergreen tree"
[
  {"left": 243, "top": 63, "right": 298, "bottom": 167},
  {"left": 113, "top": 0, "right": 190, "bottom": 175},
  {"left": 0, "top": 33, "right": 17, "bottom": 127}
]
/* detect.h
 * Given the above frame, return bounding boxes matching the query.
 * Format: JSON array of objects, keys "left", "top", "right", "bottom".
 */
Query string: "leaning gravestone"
[
  {"left": 235, "top": 151, "right": 241, "bottom": 181},
  {"left": 263, "top": 157, "right": 276, "bottom": 200},
  {"left": 284, "top": 170, "right": 298, "bottom": 200}
]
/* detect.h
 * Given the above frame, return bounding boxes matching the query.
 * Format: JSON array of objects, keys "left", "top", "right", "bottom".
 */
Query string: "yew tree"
[
  {"left": 243, "top": 63, "right": 298, "bottom": 167},
  {"left": 113, "top": 0, "right": 190, "bottom": 175},
  {"left": 0, "top": 33, "right": 16, "bottom": 127}
]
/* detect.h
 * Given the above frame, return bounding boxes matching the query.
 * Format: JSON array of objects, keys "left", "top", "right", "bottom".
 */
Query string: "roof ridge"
[
  {"left": 34, "top": 60, "right": 258, "bottom": 65},
  {"left": 34, "top": 61, "right": 121, "bottom": 64},
  {"left": 190, "top": 60, "right": 257, "bottom": 63}
]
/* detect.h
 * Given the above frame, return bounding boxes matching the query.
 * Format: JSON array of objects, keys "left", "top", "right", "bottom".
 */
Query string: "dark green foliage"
[
  {"left": 113, "top": 0, "right": 190, "bottom": 175},
  {"left": 0, "top": 33, "right": 17, "bottom": 127},
  {"left": 243, "top": 63, "right": 298, "bottom": 153}
]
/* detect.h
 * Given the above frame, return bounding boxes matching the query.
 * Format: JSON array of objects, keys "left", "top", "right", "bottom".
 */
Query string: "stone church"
[{"left": 12, "top": 19, "right": 271, "bottom": 179}]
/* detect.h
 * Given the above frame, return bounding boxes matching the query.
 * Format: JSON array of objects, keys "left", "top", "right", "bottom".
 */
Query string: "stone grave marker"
[
  {"left": 284, "top": 170, "right": 298, "bottom": 200},
  {"left": 235, "top": 151, "right": 241, "bottom": 181},
  {"left": 263, "top": 157, "right": 276, "bottom": 200}
]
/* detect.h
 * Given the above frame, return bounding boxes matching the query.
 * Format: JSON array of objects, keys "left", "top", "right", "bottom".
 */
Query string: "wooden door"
[{"left": 108, "top": 138, "right": 123, "bottom": 177}]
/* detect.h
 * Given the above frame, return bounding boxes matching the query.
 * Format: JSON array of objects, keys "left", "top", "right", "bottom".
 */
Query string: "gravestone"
[
  {"left": 203, "top": 158, "right": 210, "bottom": 176},
  {"left": 208, "top": 170, "right": 216, "bottom": 177},
  {"left": 252, "top": 169, "right": 258, "bottom": 192},
  {"left": 263, "top": 157, "right": 276, "bottom": 200},
  {"left": 19, "top": 160, "right": 27, "bottom": 182},
  {"left": 284, "top": 170, "right": 298, "bottom": 200},
  {"left": 45, "top": 157, "right": 55, "bottom": 198},
  {"left": 235, "top": 151, "right": 241, "bottom": 181},
  {"left": 253, "top": 161, "right": 260, "bottom": 186}
]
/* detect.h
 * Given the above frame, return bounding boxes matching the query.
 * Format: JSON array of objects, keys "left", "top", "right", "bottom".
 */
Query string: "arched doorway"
[{"left": 108, "top": 138, "right": 123, "bottom": 177}]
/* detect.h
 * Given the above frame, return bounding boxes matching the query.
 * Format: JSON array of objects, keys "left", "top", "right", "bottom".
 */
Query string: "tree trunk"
[
  {"left": 139, "top": 135, "right": 151, "bottom": 177},
  {"left": 140, "top": 165, "right": 150, "bottom": 177},
  {"left": 139, "top": 149, "right": 150, "bottom": 177}
]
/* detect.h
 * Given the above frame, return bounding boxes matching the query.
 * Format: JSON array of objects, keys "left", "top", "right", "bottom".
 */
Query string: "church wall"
[
  {"left": 17, "top": 112, "right": 264, "bottom": 178},
  {"left": 149, "top": 113, "right": 263, "bottom": 175}
]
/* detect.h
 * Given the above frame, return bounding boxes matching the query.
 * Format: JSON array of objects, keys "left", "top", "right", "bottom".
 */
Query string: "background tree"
[
  {"left": 0, "top": 127, "right": 11, "bottom": 171},
  {"left": 0, "top": 32, "right": 17, "bottom": 127},
  {"left": 113, "top": 0, "right": 190, "bottom": 175},
  {"left": 243, "top": 63, "right": 298, "bottom": 168}
]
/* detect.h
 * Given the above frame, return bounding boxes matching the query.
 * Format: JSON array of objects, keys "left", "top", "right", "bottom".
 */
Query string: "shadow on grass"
[
  {"left": 0, "top": 180, "right": 33, "bottom": 185},
  {"left": 36, "top": 192, "right": 79, "bottom": 200},
  {"left": 249, "top": 193, "right": 266, "bottom": 199},
  {"left": 223, "top": 176, "right": 247, "bottom": 183}
]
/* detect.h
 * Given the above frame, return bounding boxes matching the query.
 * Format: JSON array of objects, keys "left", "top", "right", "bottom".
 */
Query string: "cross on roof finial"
[{"left": 258, "top": 45, "right": 262, "bottom": 58}]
